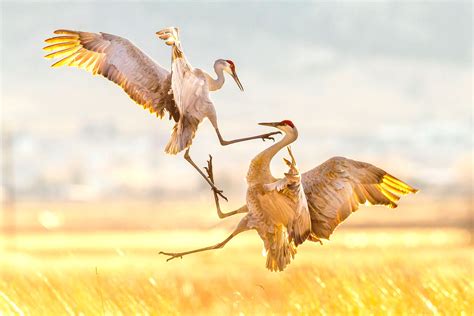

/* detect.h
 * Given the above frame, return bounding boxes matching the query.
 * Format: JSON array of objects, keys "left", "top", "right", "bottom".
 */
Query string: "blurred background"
[
  {"left": 0, "top": 2, "right": 472, "bottom": 314},
  {"left": 1, "top": 1, "right": 471, "bottom": 235}
]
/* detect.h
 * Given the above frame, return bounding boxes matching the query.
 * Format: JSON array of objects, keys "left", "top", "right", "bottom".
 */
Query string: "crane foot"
[
  {"left": 204, "top": 155, "right": 216, "bottom": 182},
  {"left": 204, "top": 155, "right": 228, "bottom": 202},
  {"left": 261, "top": 131, "right": 282, "bottom": 142},
  {"left": 159, "top": 251, "right": 183, "bottom": 262}
]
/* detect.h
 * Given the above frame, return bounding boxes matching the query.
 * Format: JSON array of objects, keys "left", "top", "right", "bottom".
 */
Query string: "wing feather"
[
  {"left": 302, "top": 157, "right": 418, "bottom": 240},
  {"left": 44, "top": 35, "right": 78, "bottom": 44},
  {"left": 257, "top": 148, "right": 312, "bottom": 247},
  {"left": 44, "top": 29, "right": 180, "bottom": 121}
]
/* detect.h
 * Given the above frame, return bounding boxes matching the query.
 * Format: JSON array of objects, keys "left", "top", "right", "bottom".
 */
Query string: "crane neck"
[
  {"left": 259, "top": 128, "right": 298, "bottom": 163},
  {"left": 248, "top": 128, "right": 299, "bottom": 183},
  {"left": 205, "top": 63, "right": 225, "bottom": 91}
]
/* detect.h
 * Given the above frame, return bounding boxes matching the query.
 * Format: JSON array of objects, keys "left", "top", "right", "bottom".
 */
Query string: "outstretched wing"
[
  {"left": 301, "top": 157, "right": 418, "bottom": 240},
  {"left": 43, "top": 30, "right": 180, "bottom": 121}
]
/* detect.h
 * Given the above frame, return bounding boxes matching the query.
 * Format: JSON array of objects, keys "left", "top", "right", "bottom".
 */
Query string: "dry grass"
[{"left": 0, "top": 229, "right": 472, "bottom": 315}]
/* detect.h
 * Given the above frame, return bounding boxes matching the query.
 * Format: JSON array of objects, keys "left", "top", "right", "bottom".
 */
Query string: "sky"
[{"left": 0, "top": 1, "right": 472, "bottom": 202}]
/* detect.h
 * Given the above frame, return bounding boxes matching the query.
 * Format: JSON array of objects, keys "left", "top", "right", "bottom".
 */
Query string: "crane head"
[
  {"left": 259, "top": 120, "right": 295, "bottom": 130},
  {"left": 258, "top": 120, "right": 295, "bottom": 128},
  {"left": 220, "top": 59, "right": 244, "bottom": 91}
]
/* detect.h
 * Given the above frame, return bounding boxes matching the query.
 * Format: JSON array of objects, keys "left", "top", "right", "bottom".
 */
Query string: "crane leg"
[
  {"left": 184, "top": 148, "right": 228, "bottom": 201},
  {"left": 215, "top": 128, "right": 281, "bottom": 146},
  {"left": 159, "top": 217, "right": 250, "bottom": 262},
  {"left": 205, "top": 155, "right": 248, "bottom": 219}
]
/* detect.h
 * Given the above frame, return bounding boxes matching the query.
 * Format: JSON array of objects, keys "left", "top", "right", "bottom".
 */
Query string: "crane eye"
[{"left": 225, "top": 60, "right": 235, "bottom": 71}]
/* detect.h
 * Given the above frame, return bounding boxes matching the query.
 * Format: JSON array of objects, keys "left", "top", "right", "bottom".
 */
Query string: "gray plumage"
[
  {"left": 44, "top": 30, "right": 179, "bottom": 121},
  {"left": 44, "top": 27, "right": 279, "bottom": 200},
  {"left": 43, "top": 27, "right": 265, "bottom": 156},
  {"left": 160, "top": 120, "right": 418, "bottom": 272},
  {"left": 302, "top": 157, "right": 418, "bottom": 241}
]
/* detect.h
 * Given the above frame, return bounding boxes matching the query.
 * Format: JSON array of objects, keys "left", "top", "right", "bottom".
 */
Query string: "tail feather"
[
  {"left": 265, "top": 226, "right": 297, "bottom": 272},
  {"left": 165, "top": 116, "right": 199, "bottom": 155}
]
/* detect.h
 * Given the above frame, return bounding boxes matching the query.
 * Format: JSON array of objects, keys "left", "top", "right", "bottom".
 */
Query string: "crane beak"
[
  {"left": 258, "top": 122, "right": 280, "bottom": 127},
  {"left": 231, "top": 72, "right": 244, "bottom": 91}
]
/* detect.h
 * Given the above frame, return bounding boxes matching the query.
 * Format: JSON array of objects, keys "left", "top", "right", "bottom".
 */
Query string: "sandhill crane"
[
  {"left": 160, "top": 120, "right": 418, "bottom": 271},
  {"left": 43, "top": 27, "right": 279, "bottom": 199}
]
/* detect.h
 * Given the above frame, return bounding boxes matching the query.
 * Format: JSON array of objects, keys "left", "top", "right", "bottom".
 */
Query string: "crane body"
[
  {"left": 160, "top": 120, "right": 418, "bottom": 272},
  {"left": 44, "top": 27, "right": 279, "bottom": 200}
]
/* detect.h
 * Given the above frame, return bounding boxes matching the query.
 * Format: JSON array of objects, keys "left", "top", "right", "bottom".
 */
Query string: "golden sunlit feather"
[
  {"left": 380, "top": 181, "right": 407, "bottom": 196},
  {"left": 69, "top": 52, "right": 87, "bottom": 67},
  {"left": 92, "top": 58, "right": 102, "bottom": 74},
  {"left": 44, "top": 46, "right": 81, "bottom": 59},
  {"left": 377, "top": 184, "right": 400, "bottom": 203},
  {"left": 53, "top": 29, "right": 79, "bottom": 35},
  {"left": 75, "top": 52, "right": 93, "bottom": 68},
  {"left": 383, "top": 176, "right": 416, "bottom": 194},
  {"left": 385, "top": 175, "right": 418, "bottom": 193},
  {"left": 44, "top": 29, "right": 180, "bottom": 126},
  {"left": 83, "top": 55, "right": 99, "bottom": 72},
  {"left": 44, "top": 35, "right": 78, "bottom": 44},
  {"left": 43, "top": 41, "right": 78, "bottom": 52},
  {"left": 51, "top": 52, "right": 81, "bottom": 68}
]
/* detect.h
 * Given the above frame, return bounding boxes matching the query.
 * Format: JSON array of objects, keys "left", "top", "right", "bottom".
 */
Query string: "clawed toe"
[
  {"left": 262, "top": 131, "right": 281, "bottom": 142},
  {"left": 159, "top": 251, "right": 183, "bottom": 262},
  {"left": 204, "top": 155, "right": 215, "bottom": 182},
  {"left": 204, "top": 155, "right": 228, "bottom": 201}
]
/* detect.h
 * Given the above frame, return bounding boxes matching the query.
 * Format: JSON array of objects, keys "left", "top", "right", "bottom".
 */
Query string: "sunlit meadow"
[
  {"left": 1, "top": 201, "right": 473, "bottom": 315},
  {"left": 1, "top": 226, "right": 472, "bottom": 315}
]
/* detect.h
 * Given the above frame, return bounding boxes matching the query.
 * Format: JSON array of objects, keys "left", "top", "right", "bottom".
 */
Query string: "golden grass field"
[{"left": 0, "top": 228, "right": 472, "bottom": 315}]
